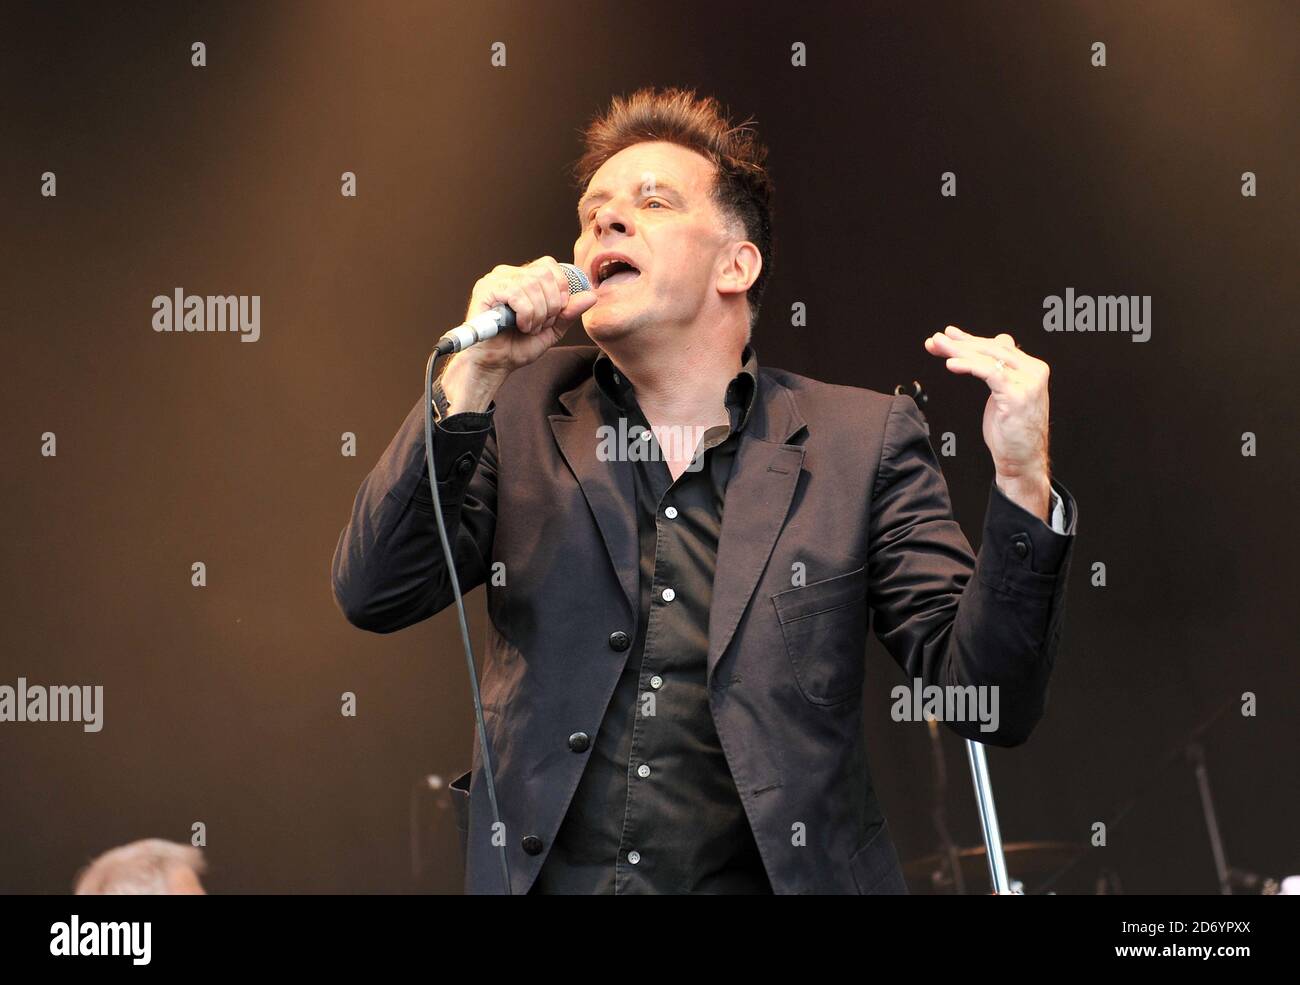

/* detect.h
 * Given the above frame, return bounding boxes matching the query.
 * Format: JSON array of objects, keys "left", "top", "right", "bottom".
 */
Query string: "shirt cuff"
[{"left": 1049, "top": 487, "right": 1066, "bottom": 535}]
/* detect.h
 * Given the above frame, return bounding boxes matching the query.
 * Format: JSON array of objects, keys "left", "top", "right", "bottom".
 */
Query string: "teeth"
[{"left": 598, "top": 257, "right": 634, "bottom": 284}]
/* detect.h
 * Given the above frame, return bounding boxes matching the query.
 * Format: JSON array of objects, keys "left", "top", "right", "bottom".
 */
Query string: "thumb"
[{"left": 560, "top": 290, "right": 599, "bottom": 321}]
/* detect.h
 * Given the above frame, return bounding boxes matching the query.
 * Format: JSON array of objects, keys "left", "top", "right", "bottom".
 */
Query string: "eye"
[{"left": 583, "top": 199, "right": 665, "bottom": 226}]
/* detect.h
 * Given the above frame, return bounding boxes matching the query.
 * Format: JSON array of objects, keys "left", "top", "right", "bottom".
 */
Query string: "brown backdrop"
[{"left": 2, "top": 0, "right": 1296, "bottom": 893}]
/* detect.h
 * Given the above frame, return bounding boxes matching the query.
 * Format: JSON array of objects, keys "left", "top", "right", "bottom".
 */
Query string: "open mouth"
[{"left": 594, "top": 256, "right": 642, "bottom": 291}]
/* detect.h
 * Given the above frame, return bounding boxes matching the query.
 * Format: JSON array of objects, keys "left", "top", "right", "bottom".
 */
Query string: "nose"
[{"left": 592, "top": 198, "right": 630, "bottom": 238}]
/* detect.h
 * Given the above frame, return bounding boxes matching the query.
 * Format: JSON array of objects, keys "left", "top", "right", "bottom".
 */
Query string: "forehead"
[{"left": 583, "top": 140, "right": 716, "bottom": 198}]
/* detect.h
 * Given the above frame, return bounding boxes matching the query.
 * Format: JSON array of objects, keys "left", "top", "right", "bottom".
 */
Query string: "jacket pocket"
[
  {"left": 850, "top": 820, "right": 909, "bottom": 895},
  {"left": 771, "top": 565, "right": 868, "bottom": 706},
  {"left": 449, "top": 768, "right": 471, "bottom": 861}
]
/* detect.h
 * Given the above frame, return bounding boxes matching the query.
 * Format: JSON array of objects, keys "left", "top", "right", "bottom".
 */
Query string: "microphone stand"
[
  {"left": 967, "top": 740, "right": 1018, "bottom": 894},
  {"left": 897, "top": 380, "right": 1021, "bottom": 895},
  {"left": 1032, "top": 697, "right": 1243, "bottom": 895},
  {"left": 1187, "top": 739, "right": 1232, "bottom": 895}
]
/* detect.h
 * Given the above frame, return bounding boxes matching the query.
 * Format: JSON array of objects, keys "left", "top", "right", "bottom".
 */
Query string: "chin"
[{"left": 582, "top": 311, "right": 636, "bottom": 345}]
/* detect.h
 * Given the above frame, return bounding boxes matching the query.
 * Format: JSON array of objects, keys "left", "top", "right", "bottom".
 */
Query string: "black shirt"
[{"left": 527, "top": 343, "right": 772, "bottom": 894}]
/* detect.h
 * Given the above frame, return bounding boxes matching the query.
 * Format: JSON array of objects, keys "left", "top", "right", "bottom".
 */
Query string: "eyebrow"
[{"left": 577, "top": 180, "right": 685, "bottom": 223}]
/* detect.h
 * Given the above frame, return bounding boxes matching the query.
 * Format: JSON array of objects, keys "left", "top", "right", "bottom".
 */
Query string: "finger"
[
  {"left": 560, "top": 289, "right": 599, "bottom": 320},
  {"left": 517, "top": 260, "right": 558, "bottom": 335},
  {"left": 551, "top": 266, "right": 583, "bottom": 325},
  {"left": 544, "top": 262, "right": 575, "bottom": 331},
  {"left": 533, "top": 268, "right": 563, "bottom": 329},
  {"left": 517, "top": 278, "right": 549, "bottom": 333},
  {"left": 536, "top": 282, "right": 561, "bottom": 333},
  {"left": 550, "top": 261, "right": 574, "bottom": 302},
  {"left": 528, "top": 255, "right": 569, "bottom": 302},
  {"left": 942, "top": 354, "right": 1016, "bottom": 387},
  {"left": 937, "top": 328, "right": 1030, "bottom": 368},
  {"left": 945, "top": 324, "right": 1022, "bottom": 357},
  {"left": 506, "top": 279, "right": 539, "bottom": 333}
]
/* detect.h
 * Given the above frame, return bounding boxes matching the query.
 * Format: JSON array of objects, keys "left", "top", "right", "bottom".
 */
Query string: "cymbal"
[{"left": 903, "top": 841, "right": 1084, "bottom": 884}]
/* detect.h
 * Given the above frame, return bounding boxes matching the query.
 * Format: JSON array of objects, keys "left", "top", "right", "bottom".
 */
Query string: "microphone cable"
[
  {"left": 423, "top": 349, "right": 512, "bottom": 895},
  {"left": 419, "top": 263, "right": 589, "bottom": 895}
]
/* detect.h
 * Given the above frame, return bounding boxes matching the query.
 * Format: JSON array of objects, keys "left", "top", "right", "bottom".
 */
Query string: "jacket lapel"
[
  {"left": 550, "top": 382, "right": 639, "bottom": 618},
  {"left": 549, "top": 367, "right": 808, "bottom": 674},
  {"left": 706, "top": 374, "right": 806, "bottom": 680}
]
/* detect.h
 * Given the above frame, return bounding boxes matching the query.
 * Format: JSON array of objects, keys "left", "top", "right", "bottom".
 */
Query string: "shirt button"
[
  {"left": 612, "top": 372, "right": 621, "bottom": 384},
  {"left": 637, "top": 763, "right": 651, "bottom": 778},
  {"left": 568, "top": 731, "right": 590, "bottom": 753},
  {"left": 664, "top": 506, "right": 678, "bottom": 519},
  {"left": 521, "top": 835, "right": 544, "bottom": 856},
  {"left": 608, "top": 631, "right": 631, "bottom": 651},
  {"left": 649, "top": 675, "right": 663, "bottom": 689},
  {"left": 661, "top": 587, "right": 676, "bottom": 603},
  {"left": 627, "top": 850, "right": 641, "bottom": 865},
  {"left": 456, "top": 454, "right": 474, "bottom": 475},
  {"left": 1013, "top": 537, "right": 1029, "bottom": 559}
]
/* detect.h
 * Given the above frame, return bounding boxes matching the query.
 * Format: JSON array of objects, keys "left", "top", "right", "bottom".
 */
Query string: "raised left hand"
[{"left": 924, "top": 325, "right": 1052, "bottom": 521}]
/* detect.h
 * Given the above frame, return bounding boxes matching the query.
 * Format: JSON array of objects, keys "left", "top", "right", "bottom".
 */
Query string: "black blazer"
[{"left": 331, "top": 345, "right": 1077, "bottom": 894}]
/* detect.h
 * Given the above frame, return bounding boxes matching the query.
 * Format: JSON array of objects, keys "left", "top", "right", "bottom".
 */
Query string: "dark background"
[{"left": 2, "top": 0, "right": 1295, "bottom": 894}]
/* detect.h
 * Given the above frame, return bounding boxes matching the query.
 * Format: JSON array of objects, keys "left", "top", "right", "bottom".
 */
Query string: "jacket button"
[
  {"left": 521, "top": 835, "right": 544, "bottom": 856},
  {"left": 608, "top": 631, "right": 631, "bottom": 651},
  {"left": 568, "top": 731, "right": 590, "bottom": 753},
  {"left": 456, "top": 454, "right": 474, "bottom": 475},
  {"left": 1013, "top": 537, "right": 1029, "bottom": 558}
]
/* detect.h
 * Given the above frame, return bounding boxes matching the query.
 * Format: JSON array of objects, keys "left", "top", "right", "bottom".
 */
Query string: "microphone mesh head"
[{"left": 560, "top": 263, "right": 592, "bottom": 294}]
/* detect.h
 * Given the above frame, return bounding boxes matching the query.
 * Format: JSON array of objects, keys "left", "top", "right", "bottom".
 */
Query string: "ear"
[{"left": 716, "top": 241, "right": 762, "bottom": 298}]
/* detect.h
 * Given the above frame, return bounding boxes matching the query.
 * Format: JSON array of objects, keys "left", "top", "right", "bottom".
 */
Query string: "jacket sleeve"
[
  {"left": 330, "top": 393, "right": 500, "bottom": 634},
  {"left": 866, "top": 393, "right": 1077, "bottom": 745}
]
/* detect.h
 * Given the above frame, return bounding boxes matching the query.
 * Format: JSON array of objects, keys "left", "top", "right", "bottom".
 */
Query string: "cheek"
[{"left": 677, "top": 234, "right": 715, "bottom": 275}]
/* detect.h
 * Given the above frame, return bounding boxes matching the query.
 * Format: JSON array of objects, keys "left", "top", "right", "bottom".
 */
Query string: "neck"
[{"left": 604, "top": 334, "right": 744, "bottom": 430}]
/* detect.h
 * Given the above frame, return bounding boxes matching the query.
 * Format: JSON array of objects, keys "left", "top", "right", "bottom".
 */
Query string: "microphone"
[{"left": 435, "top": 262, "right": 592, "bottom": 356}]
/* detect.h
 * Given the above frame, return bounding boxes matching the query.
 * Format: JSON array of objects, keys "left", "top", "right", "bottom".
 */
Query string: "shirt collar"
[{"left": 593, "top": 343, "right": 760, "bottom": 434}]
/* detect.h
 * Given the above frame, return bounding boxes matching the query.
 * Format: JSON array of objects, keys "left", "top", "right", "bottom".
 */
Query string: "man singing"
[{"left": 331, "top": 86, "right": 1076, "bottom": 894}]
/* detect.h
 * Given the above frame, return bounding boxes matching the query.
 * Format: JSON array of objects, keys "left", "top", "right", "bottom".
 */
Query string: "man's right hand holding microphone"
[{"left": 438, "top": 256, "right": 598, "bottom": 415}]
